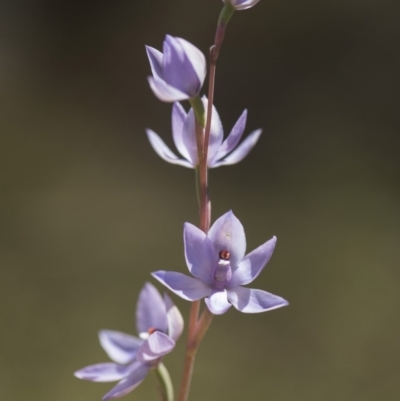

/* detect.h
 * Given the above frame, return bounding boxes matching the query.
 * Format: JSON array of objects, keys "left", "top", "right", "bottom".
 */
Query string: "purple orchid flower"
[
  {"left": 74, "top": 283, "right": 183, "bottom": 400},
  {"left": 223, "top": 0, "right": 261, "bottom": 10},
  {"left": 146, "top": 35, "right": 206, "bottom": 102},
  {"left": 152, "top": 211, "right": 288, "bottom": 315},
  {"left": 146, "top": 97, "right": 262, "bottom": 168}
]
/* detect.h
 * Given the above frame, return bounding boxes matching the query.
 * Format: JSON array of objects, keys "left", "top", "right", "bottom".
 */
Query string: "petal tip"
[
  {"left": 151, "top": 271, "right": 162, "bottom": 279},
  {"left": 73, "top": 370, "right": 83, "bottom": 379}
]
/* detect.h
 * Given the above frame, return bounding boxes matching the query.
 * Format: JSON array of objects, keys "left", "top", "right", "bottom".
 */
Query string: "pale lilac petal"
[
  {"left": 208, "top": 210, "right": 246, "bottom": 267},
  {"left": 227, "top": 286, "right": 288, "bottom": 313},
  {"left": 164, "top": 293, "right": 184, "bottom": 342},
  {"left": 147, "top": 76, "right": 191, "bottom": 102},
  {"left": 146, "top": 36, "right": 205, "bottom": 102},
  {"left": 145, "top": 46, "right": 164, "bottom": 81},
  {"left": 146, "top": 129, "right": 193, "bottom": 168},
  {"left": 181, "top": 108, "right": 199, "bottom": 165},
  {"left": 74, "top": 363, "right": 131, "bottom": 383},
  {"left": 225, "top": 0, "right": 261, "bottom": 10},
  {"left": 204, "top": 290, "right": 231, "bottom": 315},
  {"left": 136, "top": 282, "right": 168, "bottom": 336},
  {"left": 184, "top": 222, "right": 216, "bottom": 284},
  {"left": 229, "top": 236, "right": 277, "bottom": 287},
  {"left": 201, "top": 96, "right": 224, "bottom": 162},
  {"left": 136, "top": 331, "right": 175, "bottom": 363},
  {"left": 102, "top": 362, "right": 149, "bottom": 400},
  {"left": 212, "top": 129, "right": 262, "bottom": 167},
  {"left": 211, "top": 109, "right": 247, "bottom": 164},
  {"left": 181, "top": 97, "right": 224, "bottom": 166},
  {"left": 152, "top": 271, "right": 211, "bottom": 301},
  {"left": 175, "top": 37, "right": 207, "bottom": 89},
  {"left": 171, "top": 102, "right": 191, "bottom": 160},
  {"left": 99, "top": 330, "right": 142, "bottom": 365},
  {"left": 162, "top": 36, "right": 204, "bottom": 97}
]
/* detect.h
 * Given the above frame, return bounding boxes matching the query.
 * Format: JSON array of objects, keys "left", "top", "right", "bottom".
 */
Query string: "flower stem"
[
  {"left": 154, "top": 363, "right": 174, "bottom": 401},
  {"left": 203, "top": 3, "right": 235, "bottom": 165},
  {"left": 193, "top": 307, "right": 214, "bottom": 347},
  {"left": 194, "top": 167, "right": 200, "bottom": 207},
  {"left": 178, "top": 6, "right": 235, "bottom": 401}
]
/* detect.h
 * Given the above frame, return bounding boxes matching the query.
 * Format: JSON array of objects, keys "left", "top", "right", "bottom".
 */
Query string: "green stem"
[
  {"left": 189, "top": 96, "right": 206, "bottom": 128},
  {"left": 154, "top": 363, "right": 174, "bottom": 401},
  {"left": 213, "top": 3, "right": 235, "bottom": 60}
]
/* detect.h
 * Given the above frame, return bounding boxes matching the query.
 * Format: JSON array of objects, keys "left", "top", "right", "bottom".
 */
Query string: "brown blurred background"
[{"left": 1, "top": 0, "right": 400, "bottom": 400}]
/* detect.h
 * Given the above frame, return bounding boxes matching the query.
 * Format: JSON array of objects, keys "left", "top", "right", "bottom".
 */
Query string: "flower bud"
[
  {"left": 146, "top": 35, "right": 206, "bottom": 102},
  {"left": 222, "top": 0, "right": 260, "bottom": 11}
]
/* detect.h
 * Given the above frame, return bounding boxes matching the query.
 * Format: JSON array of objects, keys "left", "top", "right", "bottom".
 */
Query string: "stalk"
[{"left": 178, "top": 5, "right": 235, "bottom": 401}]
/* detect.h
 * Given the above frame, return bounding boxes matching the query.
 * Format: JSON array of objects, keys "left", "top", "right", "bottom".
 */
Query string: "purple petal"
[
  {"left": 175, "top": 37, "right": 206, "bottom": 89},
  {"left": 164, "top": 293, "right": 184, "bottom": 342},
  {"left": 171, "top": 102, "right": 191, "bottom": 160},
  {"left": 229, "top": 236, "right": 277, "bottom": 287},
  {"left": 227, "top": 286, "right": 288, "bottom": 313},
  {"left": 136, "top": 331, "right": 175, "bottom": 363},
  {"left": 184, "top": 222, "right": 216, "bottom": 284},
  {"left": 99, "top": 330, "right": 142, "bottom": 365},
  {"left": 229, "top": 0, "right": 261, "bottom": 10},
  {"left": 136, "top": 282, "right": 168, "bottom": 337},
  {"left": 212, "top": 129, "right": 262, "bottom": 167},
  {"left": 146, "top": 129, "right": 193, "bottom": 168},
  {"left": 102, "top": 362, "right": 149, "bottom": 400},
  {"left": 145, "top": 46, "right": 164, "bottom": 81},
  {"left": 74, "top": 363, "right": 131, "bottom": 383},
  {"left": 152, "top": 271, "right": 211, "bottom": 301},
  {"left": 201, "top": 96, "right": 224, "bottom": 163},
  {"left": 208, "top": 211, "right": 246, "bottom": 268},
  {"left": 181, "top": 107, "right": 199, "bottom": 165},
  {"left": 181, "top": 97, "right": 224, "bottom": 167},
  {"left": 147, "top": 76, "right": 191, "bottom": 102},
  {"left": 204, "top": 290, "right": 231, "bottom": 315},
  {"left": 211, "top": 109, "right": 247, "bottom": 164},
  {"left": 162, "top": 36, "right": 205, "bottom": 97}
]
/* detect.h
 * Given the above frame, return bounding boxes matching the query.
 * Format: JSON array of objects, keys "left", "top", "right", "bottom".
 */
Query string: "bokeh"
[{"left": 1, "top": 1, "right": 400, "bottom": 400}]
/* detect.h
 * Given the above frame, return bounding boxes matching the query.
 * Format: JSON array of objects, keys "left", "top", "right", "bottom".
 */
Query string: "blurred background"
[{"left": 1, "top": 0, "right": 400, "bottom": 400}]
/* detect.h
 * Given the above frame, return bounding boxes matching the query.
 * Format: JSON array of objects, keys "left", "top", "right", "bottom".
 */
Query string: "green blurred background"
[{"left": 1, "top": 0, "right": 400, "bottom": 400}]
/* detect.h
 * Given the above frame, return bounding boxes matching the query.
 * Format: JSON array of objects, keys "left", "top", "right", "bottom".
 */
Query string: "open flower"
[
  {"left": 146, "top": 35, "right": 206, "bottom": 102},
  {"left": 152, "top": 211, "right": 288, "bottom": 315},
  {"left": 146, "top": 97, "right": 262, "bottom": 168},
  {"left": 223, "top": 0, "right": 261, "bottom": 10},
  {"left": 74, "top": 283, "right": 183, "bottom": 400}
]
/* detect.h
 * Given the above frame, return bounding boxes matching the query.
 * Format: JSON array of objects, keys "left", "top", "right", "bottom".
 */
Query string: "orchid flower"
[
  {"left": 152, "top": 211, "right": 288, "bottom": 315},
  {"left": 146, "top": 35, "right": 206, "bottom": 102},
  {"left": 223, "top": 0, "right": 261, "bottom": 10},
  {"left": 146, "top": 97, "right": 262, "bottom": 168},
  {"left": 74, "top": 283, "right": 183, "bottom": 400}
]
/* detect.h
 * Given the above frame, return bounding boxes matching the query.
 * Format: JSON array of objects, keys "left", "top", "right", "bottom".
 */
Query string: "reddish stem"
[{"left": 178, "top": 6, "right": 233, "bottom": 401}]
